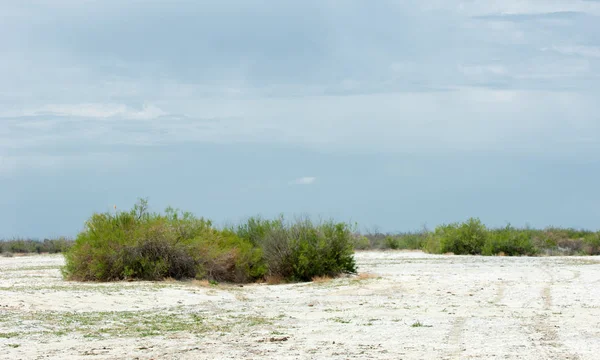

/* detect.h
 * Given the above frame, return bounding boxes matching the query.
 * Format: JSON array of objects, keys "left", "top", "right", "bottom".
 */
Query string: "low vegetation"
[
  {"left": 362, "top": 218, "right": 600, "bottom": 256},
  {"left": 0, "top": 237, "right": 74, "bottom": 255},
  {"left": 7, "top": 202, "right": 598, "bottom": 279},
  {"left": 62, "top": 199, "right": 356, "bottom": 283}
]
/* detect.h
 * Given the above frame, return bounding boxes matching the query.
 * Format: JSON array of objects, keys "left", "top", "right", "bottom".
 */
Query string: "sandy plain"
[{"left": 1, "top": 251, "right": 599, "bottom": 359}]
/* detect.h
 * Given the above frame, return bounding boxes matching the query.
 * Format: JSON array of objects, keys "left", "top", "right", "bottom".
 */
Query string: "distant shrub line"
[
  {"left": 357, "top": 218, "right": 600, "bottom": 256},
  {"left": 0, "top": 238, "right": 74, "bottom": 255},
  {"left": 62, "top": 199, "right": 356, "bottom": 283},
  {"left": 6, "top": 206, "right": 598, "bottom": 281}
]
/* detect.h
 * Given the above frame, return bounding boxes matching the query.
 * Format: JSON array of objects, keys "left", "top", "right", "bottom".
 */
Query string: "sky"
[{"left": 1, "top": 0, "right": 599, "bottom": 238}]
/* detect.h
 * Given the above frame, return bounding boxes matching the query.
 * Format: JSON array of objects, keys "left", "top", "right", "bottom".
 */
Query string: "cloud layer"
[{"left": 1, "top": 1, "right": 599, "bottom": 236}]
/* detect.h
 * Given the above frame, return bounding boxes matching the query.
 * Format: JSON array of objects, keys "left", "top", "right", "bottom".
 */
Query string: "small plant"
[{"left": 411, "top": 321, "right": 431, "bottom": 328}]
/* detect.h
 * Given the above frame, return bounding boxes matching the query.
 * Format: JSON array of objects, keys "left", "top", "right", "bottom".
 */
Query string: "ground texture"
[{"left": 1, "top": 251, "right": 599, "bottom": 359}]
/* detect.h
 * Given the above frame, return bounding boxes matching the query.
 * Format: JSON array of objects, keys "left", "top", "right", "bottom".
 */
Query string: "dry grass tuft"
[
  {"left": 356, "top": 272, "right": 378, "bottom": 280},
  {"left": 311, "top": 275, "right": 334, "bottom": 283},
  {"left": 189, "top": 279, "right": 211, "bottom": 287}
]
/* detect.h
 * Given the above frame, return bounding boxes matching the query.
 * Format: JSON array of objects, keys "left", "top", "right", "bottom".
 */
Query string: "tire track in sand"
[
  {"left": 492, "top": 279, "right": 506, "bottom": 305},
  {"left": 525, "top": 266, "right": 580, "bottom": 360},
  {"left": 445, "top": 316, "right": 466, "bottom": 359}
]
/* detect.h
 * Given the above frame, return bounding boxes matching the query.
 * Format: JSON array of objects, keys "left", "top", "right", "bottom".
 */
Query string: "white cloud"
[
  {"left": 459, "top": 64, "right": 508, "bottom": 77},
  {"left": 0, "top": 153, "right": 131, "bottom": 176},
  {"left": 425, "top": 0, "right": 600, "bottom": 16},
  {"left": 542, "top": 45, "right": 600, "bottom": 58},
  {"left": 289, "top": 177, "right": 316, "bottom": 185},
  {"left": 28, "top": 103, "right": 166, "bottom": 120}
]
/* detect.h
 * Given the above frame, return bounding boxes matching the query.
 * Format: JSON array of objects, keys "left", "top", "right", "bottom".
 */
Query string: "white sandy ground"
[{"left": 1, "top": 252, "right": 599, "bottom": 360}]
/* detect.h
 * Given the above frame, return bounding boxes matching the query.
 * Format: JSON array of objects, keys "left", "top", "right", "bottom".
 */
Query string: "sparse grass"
[
  {"left": 0, "top": 332, "right": 20, "bottom": 339},
  {"left": 411, "top": 321, "right": 432, "bottom": 328},
  {"left": 330, "top": 317, "right": 352, "bottom": 324},
  {"left": 0, "top": 308, "right": 280, "bottom": 339},
  {"left": 3, "top": 265, "right": 62, "bottom": 272}
]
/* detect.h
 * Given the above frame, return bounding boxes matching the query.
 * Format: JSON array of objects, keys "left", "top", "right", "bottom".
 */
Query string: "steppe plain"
[{"left": 1, "top": 251, "right": 599, "bottom": 359}]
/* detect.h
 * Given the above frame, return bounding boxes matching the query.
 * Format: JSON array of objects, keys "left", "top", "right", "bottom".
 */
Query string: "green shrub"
[
  {"left": 352, "top": 234, "right": 371, "bottom": 250},
  {"left": 236, "top": 217, "right": 357, "bottom": 282},
  {"left": 483, "top": 226, "right": 537, "bottom": 256},
  {"left": 582, "top": 232, "right": 600, "bottom": 255},
  {"left": 384, "top": 236, "right": 400, "bottom": 250},
  {"left": 63, "top": 199, "right": 265, "bottom": 282},
  {"left": 0, "top": 237, "right": 74, "bottom": 254},
  {"left": 64, "top": 200, "right": 355, "bottom": 283},
  {"left": 385, "top": 233, "right": 426, "bottom": 250},
  {"left": 423, "top": 233, "right": 442, "bottom": 254},
  {"left": 426, "top": 218, "right": 487, "bottom": 255},
  {"left": 361, "top": 230, "right": 427, "bottom": 250},
  {"left": 289, "top": 220, "right": 356, "bottom": 281}
]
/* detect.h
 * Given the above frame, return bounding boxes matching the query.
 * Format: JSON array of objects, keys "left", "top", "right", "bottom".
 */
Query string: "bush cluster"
[
  {"left": 382, "top": 218, "right": 599, "bottom": 256},
  {"left": 63, "top": 200, "right": 356, "bottom": 283},
  {"left": 0, "top": 237, "right": 74, "bottom": 254},
  {"left": 361, "top": 231, "right": 428, "bottom": 250},
  {"left": 234, "top": 216, "right": 356, "bottom": 282}
]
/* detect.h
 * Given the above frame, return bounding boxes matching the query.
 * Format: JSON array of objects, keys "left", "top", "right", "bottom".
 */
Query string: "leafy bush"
[
  {"left": 426, "top": 218, "right": 487, "bottom": 255},
  {"left": 236, "top": 216, "right": 357, "bottom": 282},
  {"left": 63, "top": 200, "right": 265, "bottom": 282},
  {"left": 352, "top": 234, "right": 371, "bottom": 250},
  {"left": 483, "top": 226, "right": 537, "bottom": 256},
  {"left": 383, "top": 233, "right": 426, "bottom": 250},
  {"left": 64, "top": 200, "right": 355, "bottom": 283},
  {"left": 362, "top": 229, "right": 427, "bottom": 250},
  {"left": 582, "top": 232, "right": 600, "bottom": 255}
]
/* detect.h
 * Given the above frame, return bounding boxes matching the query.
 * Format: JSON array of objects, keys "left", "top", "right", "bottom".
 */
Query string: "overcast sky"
[{"left": 1, "top": 0, "right": 599, "bottom": 238}]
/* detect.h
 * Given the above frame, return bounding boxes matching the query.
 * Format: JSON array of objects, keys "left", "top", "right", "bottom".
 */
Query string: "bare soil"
[{"left": 1, "top": 251, "right": 599, "bottom": 359}]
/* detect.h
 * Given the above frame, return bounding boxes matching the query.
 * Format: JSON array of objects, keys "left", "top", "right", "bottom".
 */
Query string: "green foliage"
[
  {"left": 0, "top": 237, "right": 74, "bottom": 254},
  {"left": 63, "top": 199, "right": 265, "bottom": 282},
  {"left": 428, "top": 218, "right": 488, "bottom": 255},
  {"left": 362, "top": 229, "right": 427, "bottom": 250},
  {"left": 64, "top": 200, "right": 355, "bottom": 283},
  {"left": 352, "top": 235, "right": 371, "bottom": 250},
  {"left": 483, "top": 225, "right": 537, "bottom": 256},
  {"left": 420, "top": 221, "right": 599, "bottom": 256},
  {"left": 582, "top": 232, "right": 600, "bottom": 255},
  {"left": 383, "top": 233, "right": 426, "bottom": 250},
  {"left": 236, "top": 216, "right": 357, "bottom": 282}
]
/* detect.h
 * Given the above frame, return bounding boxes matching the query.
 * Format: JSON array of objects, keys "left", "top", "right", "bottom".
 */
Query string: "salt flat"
[{"left": 1, "top": 251, "right": 599, "bottom": 359}]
